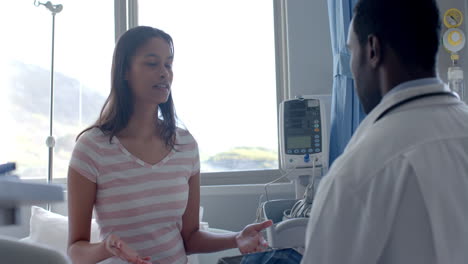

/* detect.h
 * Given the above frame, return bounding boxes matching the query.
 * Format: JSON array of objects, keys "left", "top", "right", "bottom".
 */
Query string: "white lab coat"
[{"left": 301, "top": 83, "right": 468, "bottom": 264}]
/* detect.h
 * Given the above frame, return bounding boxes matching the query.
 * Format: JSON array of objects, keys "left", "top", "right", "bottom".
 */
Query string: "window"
[
  {"left": 2, "top": 1, "right": 284, "bottom": 184},
  {"left": 0, "top": 1, "right": 114, "bottom": 180},
  {"left": 138, "top": 0, "right": 279, "bottom": 174}
]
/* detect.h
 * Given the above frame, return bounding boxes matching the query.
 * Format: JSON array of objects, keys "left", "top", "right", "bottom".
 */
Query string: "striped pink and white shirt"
[{"left": 69, "top": 127, "right": 200, "bottom": 264}]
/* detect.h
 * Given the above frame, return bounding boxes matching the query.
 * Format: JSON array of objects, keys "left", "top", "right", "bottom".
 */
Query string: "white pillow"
[{"left": 21, "top": 206, "right": 100, "bottom": 255}]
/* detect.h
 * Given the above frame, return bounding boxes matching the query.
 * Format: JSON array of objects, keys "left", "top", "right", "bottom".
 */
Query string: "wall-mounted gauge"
[
  {"left": 444, "top": 8, "right": 463, "bottom": 28},
  {"left": 443, "top": 28, "right": 466, "bottom": 53}
]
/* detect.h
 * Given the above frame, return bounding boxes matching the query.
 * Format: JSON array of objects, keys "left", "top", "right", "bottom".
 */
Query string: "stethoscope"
[{"left": 375, "top": 91, "right": 459, "bottom": 123}]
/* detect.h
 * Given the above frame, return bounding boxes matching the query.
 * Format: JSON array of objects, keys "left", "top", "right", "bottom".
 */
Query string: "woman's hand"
[
  {"left": 105, "top": 234, "right": 152, "bottom": 264},
  {"left": 235, "top": 220, "right": 273, "bottom": 254}
]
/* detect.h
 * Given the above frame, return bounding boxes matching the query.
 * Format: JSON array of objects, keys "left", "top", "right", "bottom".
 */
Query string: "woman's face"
[{"left": 126, "top": 37, "right": 173, "bottom": 106}]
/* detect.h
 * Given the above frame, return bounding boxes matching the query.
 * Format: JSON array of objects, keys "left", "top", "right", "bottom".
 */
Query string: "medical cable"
[
  {"left": 264, "top": 162, "right": 298, "bottom": 201},
  {"left": 255, "top": 162, "right": 298, "bottom": 223},
  {"left": 286, "top": 158, "right": 320, "bottom": 219}
]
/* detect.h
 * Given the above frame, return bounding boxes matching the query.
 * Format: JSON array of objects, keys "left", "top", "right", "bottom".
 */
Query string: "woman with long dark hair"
[{"left": 67, "top": 26, "right": 271, "bottom": 264}]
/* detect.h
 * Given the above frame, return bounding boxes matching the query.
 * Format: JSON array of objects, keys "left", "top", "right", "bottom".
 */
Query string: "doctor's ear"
[{"left": 367, "top": 34, "right": 382, "bottom": 68}]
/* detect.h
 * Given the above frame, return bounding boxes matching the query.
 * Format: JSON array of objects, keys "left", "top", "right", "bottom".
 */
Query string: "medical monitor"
[{"left": 279, "top": 95, "right": 330, "bottom": 175}]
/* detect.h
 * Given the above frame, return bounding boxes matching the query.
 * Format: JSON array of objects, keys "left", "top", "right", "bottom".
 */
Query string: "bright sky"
[
  {"left": 1, "top": 1, "right": 114, "bottom": 95},
  {"left": 1, "top": 0, "right": 278, "bottom": 161},
  {"left": 139, "top": 0, "right": 278, "bottom": 156},
  {"left": 0, "top": 1, "right": 114, "bottom": 166}
]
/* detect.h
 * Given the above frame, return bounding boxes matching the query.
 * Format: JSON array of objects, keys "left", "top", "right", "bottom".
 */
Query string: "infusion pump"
[{"left": 279, "top": 95, "right": 330, "bottom": 176}]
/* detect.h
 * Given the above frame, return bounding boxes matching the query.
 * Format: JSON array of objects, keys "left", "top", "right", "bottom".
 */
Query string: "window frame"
[{"left": 22, "top": 0, "right": 290, "bottom": 186}]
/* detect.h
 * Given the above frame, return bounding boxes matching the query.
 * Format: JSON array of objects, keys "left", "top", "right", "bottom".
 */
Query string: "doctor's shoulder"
[
  {"left": 324, "top": 129, "right": 411, "bottom": 193},
  {"left": 327, "top": 134, "right": 387, "bottom": 180}
]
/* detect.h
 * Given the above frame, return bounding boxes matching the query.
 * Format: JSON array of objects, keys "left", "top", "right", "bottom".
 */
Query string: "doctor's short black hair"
[{"left": 353, "top": 0, "right": 441, "bottom": 72}]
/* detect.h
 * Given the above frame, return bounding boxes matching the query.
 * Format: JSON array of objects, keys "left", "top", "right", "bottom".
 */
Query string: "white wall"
[
  {"left": 287, "top": 0, "right": 333, "bottom": 97},
  {"left": 200, "top": 184, "right": 295, "bottom": 231}
]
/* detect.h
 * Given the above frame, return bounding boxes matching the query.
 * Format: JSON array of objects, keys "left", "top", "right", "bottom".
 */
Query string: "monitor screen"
[{"left": 287, "top": 136, "right": 311, "bottom": 149}]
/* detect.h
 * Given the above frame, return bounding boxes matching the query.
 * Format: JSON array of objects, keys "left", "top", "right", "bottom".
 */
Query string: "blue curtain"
[{"left": 327, "top": 0, "right": 366, "bottom": 166}]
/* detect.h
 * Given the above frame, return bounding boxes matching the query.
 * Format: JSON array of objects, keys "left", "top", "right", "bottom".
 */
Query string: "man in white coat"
[{"left": 301, "top": 0, "right": 468, "bottom": 263}]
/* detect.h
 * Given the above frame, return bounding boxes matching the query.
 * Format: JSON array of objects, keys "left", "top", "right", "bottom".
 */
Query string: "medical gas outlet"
[{"left": 443, "top": 8, "right": 466, "bottom": 101}]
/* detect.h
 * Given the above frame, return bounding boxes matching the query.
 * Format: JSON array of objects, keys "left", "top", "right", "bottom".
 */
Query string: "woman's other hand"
[
  {"left": 105, "top": 234, "right": 152, "bottom": 264},
  {"left": 235, "top": 220, "right": 273, "bottom": 254}
]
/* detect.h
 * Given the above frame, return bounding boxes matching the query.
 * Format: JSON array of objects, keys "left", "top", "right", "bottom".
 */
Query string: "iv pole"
[{"left": 34, "top": 1, "right": 63, "bottom": 210}]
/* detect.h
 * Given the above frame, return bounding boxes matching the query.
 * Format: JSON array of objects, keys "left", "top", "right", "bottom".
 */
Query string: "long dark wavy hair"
[{"left": 77, "top": 26, "right": 177, "bottom": 149}]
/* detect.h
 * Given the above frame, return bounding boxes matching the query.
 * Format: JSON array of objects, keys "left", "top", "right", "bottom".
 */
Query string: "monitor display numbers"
[
  {"left": 284, "top": 99, "right": 322, "bottom": 155},
  {"left": 287, "top": 136, "right": 311, "bottom": 149}
]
